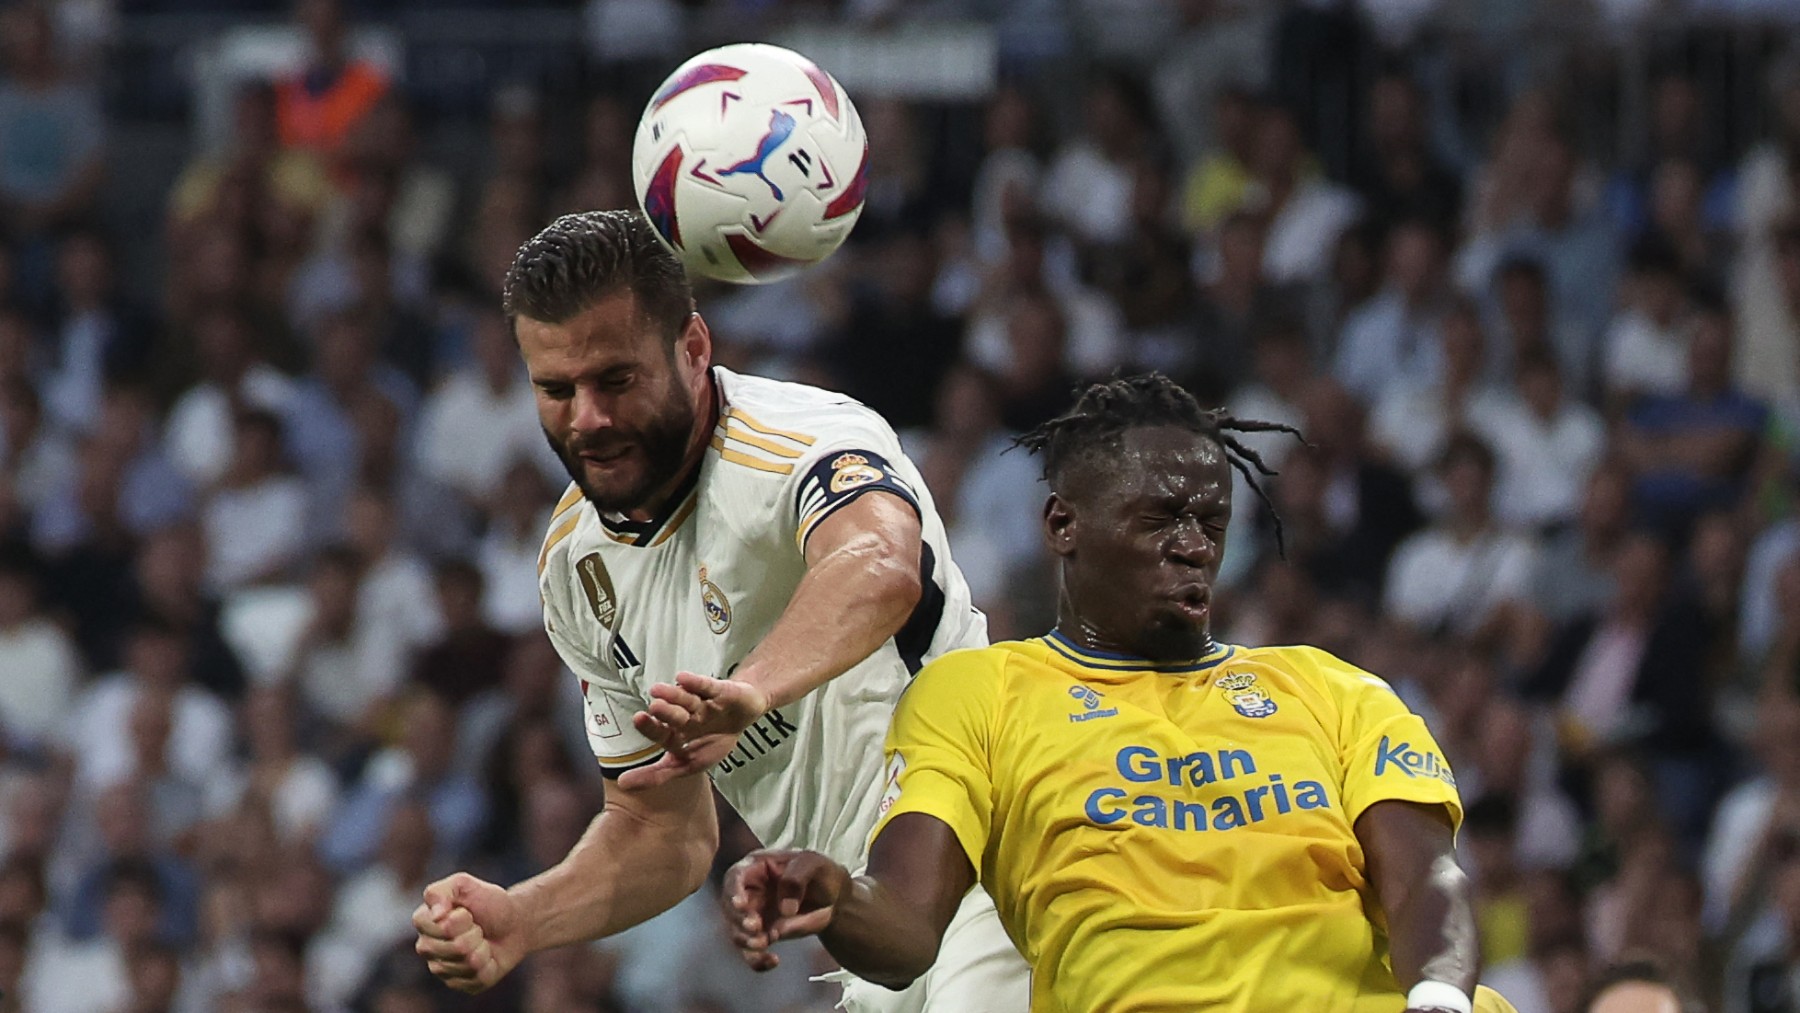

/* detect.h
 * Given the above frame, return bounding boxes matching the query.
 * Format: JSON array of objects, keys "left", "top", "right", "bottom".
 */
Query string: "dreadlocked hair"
[{"left": 1013, "top": 373, "right": 1305, "bottom": 554}]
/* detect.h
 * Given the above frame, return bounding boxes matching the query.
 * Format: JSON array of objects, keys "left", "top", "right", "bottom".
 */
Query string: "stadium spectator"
[
  {"left": 0, "top": 3, "right": 104, "bottom": 250},
  {"left": 330, "top": 93, "right": 455, "bottom": 264},
  {"left": 62, "top": 619, "right": 231, "bottom": 796},
  {"left": 287, "top": 545, "right": 408, "bottom": 736},
  {"left": 1368, "top": 295, "right": 1509, "bottom": 478},
  {"left": 1335, "top": 217, "right": 1455, "bottom": 401},
  {"left": 1349, "top": 70, "right": 1463, "bottom": 229},
  {"left": 318, "top": 691, "right": 485, "bottom": 874},
  {"left": 465, "top": 456, "right": 548, "bottom": 634},
  {"left": 0, "top": 550, "right": 79, "bottom": 751},
  {"left": 1524, "top": 535, "right": 1711, "bottom": 760},
  {"left": 27, "top": 859, "right": 166, "bottom": 1013},
  {"left": 202, "top": 409, "right": 307, "bottom": 592},
  {"left": 42, "top": 231, "right": 153, "bottom": 435},
  {"left": 161, "top": 306, "right": 296, "bottom": 490},
  {"left": 0, "top": 378, "right": 75, "bottom": 517},
  {"left": 414, "top": 307, "right": 548, "bottom": 517},
  {"left": 32, "top": 388, "right": 193, "bottom": 555},
  {"left": 1245, "top": 103, "right": 1361, "bottom": 284},
  {"left": 1618, "top": 303, "right": 1767, "bottom": 533},
  {"left": 280, "top": 308, "right": 417, "bottom": 539},
  {"left": 1475, "top": 351, "right": 1606, "bottom": 531},
  {"left": 1179, "top": 84, "right": 1264, "bottom": 235},
  {"left": 59, "top": 785, "right": 200, "bottom": 948},
  {"left": 1186, "top": 209, "right": 1293, "bottom": 397},
  {"left": 1385, "top": 433, "right": 1536, "bottom": 639},
  {"left": 313, "top": 801, "right": 438, "bottom": 1008},
  {"left": 1603, "top": 237, "right": 1695, "bottom": 403},
  {"left": 825, "top": 228, "right": 962, "bottom": 431},
  {"left": 411, "top": 559, "right": 507, "bottom": 706},
  {"left": 166, "top": 81, "right": 331, "bottom": 246},
  {"left": 966, "top": 215, "right": 1123, "bottom": 381},
  {"left": 274, "top": 0, "right": 389, "bottom": 163},
  {"left": 205, "top": 683, "right": 339, "bottom": 844}
]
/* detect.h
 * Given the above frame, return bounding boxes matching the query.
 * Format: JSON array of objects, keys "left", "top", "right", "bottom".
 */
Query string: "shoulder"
[
  {"left": 913, "top": 644, "right": 1014, "bottom": 690},
  {"left": 536, "top": 483, "right": 589, "bottom": 593},
  {"left": 715, "top": 368, "right": 902, "bottom": 462},
  {"left": 1236, "top": 643, "right": 1395, "bottom": 697}
]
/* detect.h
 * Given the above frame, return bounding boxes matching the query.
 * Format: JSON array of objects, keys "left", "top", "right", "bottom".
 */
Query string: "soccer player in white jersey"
[{"left": 411, "top": 210, "right": 1030, "bottom": 1012}]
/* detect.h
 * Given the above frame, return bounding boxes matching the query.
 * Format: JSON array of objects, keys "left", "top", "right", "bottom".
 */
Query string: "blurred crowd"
[{"left": 7, "top": 0, "right": 1800, "bottom": 1010}]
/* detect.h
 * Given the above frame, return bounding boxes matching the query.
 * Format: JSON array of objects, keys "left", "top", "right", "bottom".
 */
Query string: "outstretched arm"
[
  {"left": 414, "top": 771, "right": 717, "bottom": 993},
  {"left": 1355, "top": 800, "right": 1480, "bottom": 1012},
  {"left": 623, "top": 492, "right": 923, "bottom": 788},
  {"left": 724, "top": 812, "right": 975, "bottom": 990}
]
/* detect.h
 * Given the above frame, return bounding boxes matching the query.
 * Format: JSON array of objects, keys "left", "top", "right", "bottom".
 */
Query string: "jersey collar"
[{"left": 1038, "top": 629, "right": 1235, "bottom": 673}]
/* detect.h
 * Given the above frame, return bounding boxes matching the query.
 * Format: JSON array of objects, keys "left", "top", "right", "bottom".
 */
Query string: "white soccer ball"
[{"left": 632, "top": 43, "right": 869, "bottom": 285}]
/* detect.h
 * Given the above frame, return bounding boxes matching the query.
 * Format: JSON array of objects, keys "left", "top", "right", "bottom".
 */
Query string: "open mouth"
[
  {"left": 1169, "top": 584, "right": 1211, "bottom": 620},
  {"left": 578, "top": 445, "right": 634, "bottom": 465}
]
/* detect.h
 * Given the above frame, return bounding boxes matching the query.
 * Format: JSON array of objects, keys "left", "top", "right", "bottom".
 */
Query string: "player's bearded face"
[
  {"left": 549, "top": 368, "right": 696, "bottom": 514},
  {"left": 1061, "top": 429, "right": 1230, "bottom": 661}
]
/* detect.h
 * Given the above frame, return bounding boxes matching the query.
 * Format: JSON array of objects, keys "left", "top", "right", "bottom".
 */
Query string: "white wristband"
[{"left": 1406, "top": 981, "right": 1472, "bottom": 1013}]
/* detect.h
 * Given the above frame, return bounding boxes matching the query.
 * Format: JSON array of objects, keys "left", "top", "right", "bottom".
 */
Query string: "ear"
[
  {"left": 679, "top": 312, "right": 712, "bottom": 379},
  {"left": 1044, "top": 492, "right": 1077, "bottom": 559}
]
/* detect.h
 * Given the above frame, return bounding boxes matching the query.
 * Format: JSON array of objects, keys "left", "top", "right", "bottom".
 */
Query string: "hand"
[
  {"left": 412, "top": 872, "right": 529, "bottom": 994},
  {"left": 723, "top": 849, "right": 851, "bottom": 970},
  {"left": 621, "top": 671, "right": 772, "bottom": 790}
]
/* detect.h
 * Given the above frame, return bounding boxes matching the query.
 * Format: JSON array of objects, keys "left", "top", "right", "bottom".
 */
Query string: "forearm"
[
  {"left": 819, "top": 875, "right": 949, "bottom": 990},
  {"left": 1384, "top": 852, "right": 1480, "bottom": 996},
  {"left": 736, "top": 537, "right": 919, "bottom": 710},
  {"left": 508, "top": 795, "right": 714, "bottom": 951}
]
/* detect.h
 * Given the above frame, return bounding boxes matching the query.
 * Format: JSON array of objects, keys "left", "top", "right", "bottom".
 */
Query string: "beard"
[{"left": 545, "top": 377, "right": 697, "bottom": 514}]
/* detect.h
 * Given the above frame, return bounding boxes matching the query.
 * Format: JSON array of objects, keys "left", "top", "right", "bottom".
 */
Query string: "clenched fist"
[{"left": 412, "top": 872, "right": 530, "bottom": 993}]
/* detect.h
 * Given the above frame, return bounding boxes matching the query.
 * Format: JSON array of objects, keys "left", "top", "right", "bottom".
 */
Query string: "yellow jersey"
[{"left": 874, "top": 633, "right": 1506, "bottom": 1013}]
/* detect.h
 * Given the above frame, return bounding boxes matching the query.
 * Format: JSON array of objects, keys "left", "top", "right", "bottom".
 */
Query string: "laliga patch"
[
  {"left": 1216, "top": 671, "right": 1278, "bottom": 719},
  {"left": 877, "top": 753, "right": 906, "bottom": 818},
  {"left": 589, "top": 692, "right": 625, "bottom": 740}
]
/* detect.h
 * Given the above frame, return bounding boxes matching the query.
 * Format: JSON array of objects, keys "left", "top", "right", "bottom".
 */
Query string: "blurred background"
[{"left": 6, "top": 0, "right": 1800, "bottom": 1010}]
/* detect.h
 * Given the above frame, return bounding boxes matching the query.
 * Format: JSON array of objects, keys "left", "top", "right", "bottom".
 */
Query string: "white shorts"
[{"left": 826, "top": 886, "right": 1030, "bottom": 1013}]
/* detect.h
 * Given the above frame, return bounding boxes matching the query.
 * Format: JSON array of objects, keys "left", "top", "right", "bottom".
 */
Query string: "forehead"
[
  {"left": 1083, "top": 426, "right": 1231, "bottom": 504},
  {"left": 514, "top": 291, "right": 661, "bottom": 370}
]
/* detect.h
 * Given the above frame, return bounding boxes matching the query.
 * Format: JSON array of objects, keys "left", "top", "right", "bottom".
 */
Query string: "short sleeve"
[
  {"left": 872, "top": 648, "right": 1004, "bottom": 875},
  {"left": 542, "top": 578, "right": 664, "bottom": 777},
  {"left": 1310, "top": 650, "right": 1464, "bottom": 831},
  {"left": 792, "top": 447, "right": 920, "bottom": 551}
]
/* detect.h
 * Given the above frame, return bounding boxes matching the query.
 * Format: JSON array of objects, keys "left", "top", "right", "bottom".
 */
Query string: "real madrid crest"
[
  {"left": 698, "top": 565, "right": 732, "bottom": 635},
  {"left": 829, "top": 452, "right": 885, "bottom": 495},
  {"left": 1216, "top": 671, "right": 1278, "bottom": 719}
]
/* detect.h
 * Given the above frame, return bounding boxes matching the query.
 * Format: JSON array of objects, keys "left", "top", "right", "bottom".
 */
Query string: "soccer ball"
[{"left": 632, "top": 43, "right": 869, "bottom": 285}]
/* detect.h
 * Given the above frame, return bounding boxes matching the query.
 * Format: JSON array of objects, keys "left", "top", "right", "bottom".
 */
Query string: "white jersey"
[{"left": 538, "top": 367, "right": 987, "bottom": 866}]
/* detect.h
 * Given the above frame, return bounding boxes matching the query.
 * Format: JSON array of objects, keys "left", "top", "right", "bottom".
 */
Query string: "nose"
[
  {"left": 570, "top": 385, "right": 613, "bottom": 433},
  {"left": 1166, "top": 519, "right": 1217, "bottom": 569}
]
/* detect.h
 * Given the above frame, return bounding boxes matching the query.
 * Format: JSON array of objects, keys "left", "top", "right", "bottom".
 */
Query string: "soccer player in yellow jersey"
[{"left": 704, "top": 375, "right": 1518, "bottom": 1013}]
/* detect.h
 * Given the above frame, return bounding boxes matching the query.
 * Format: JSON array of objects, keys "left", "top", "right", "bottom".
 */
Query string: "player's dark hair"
[
  {"left": 1014, "top": 373, "right": 1303, "bottom": 552},
  {"left": 502, "top": 210, "right": 693, "bottom": 343}
]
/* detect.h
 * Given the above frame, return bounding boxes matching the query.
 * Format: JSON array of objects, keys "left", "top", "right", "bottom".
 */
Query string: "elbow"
[
  {"left": 861, "top": 946, "right": 936, "bottom": 991},
  {"left": 871, "top": 969, "right": 927, "bottom": 992},
  {"left": 867, "top": 542, "right": 923, "bottom": 625},
  {"left": 682, "top": 831, "right": 719, "bottom": 897}
]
